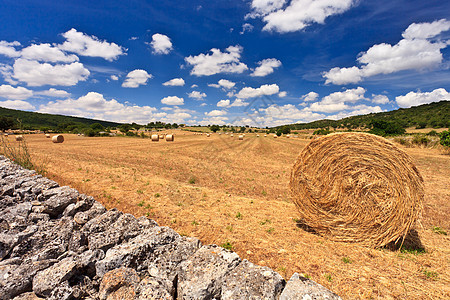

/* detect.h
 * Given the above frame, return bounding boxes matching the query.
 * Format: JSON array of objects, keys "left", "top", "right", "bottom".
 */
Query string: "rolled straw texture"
[
  {"left": 52, "top": 135, "right": 64, "bottom": 143},
  {"left": 290, "top": 132, "right": 424, "bottom": 247}
]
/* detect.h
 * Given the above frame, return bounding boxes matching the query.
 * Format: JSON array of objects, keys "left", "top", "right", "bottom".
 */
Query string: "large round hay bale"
[
  {"left": 290, "top": 132, "right": 424, "bottom": 248},
  {"left": 15, "top": 135, "right": 23, "bottom": 141},
  {"left": 238, "top": 135, "right": 244, "bottom": 140},
  {"left": 52, "top": 135, "right": 64, "bottom": 143},
  {"left": 151, "top": 134, "right": 159, "bottom": 141},
  {"left": 165, "top": 134, "right": 174, "bottom": 142}
]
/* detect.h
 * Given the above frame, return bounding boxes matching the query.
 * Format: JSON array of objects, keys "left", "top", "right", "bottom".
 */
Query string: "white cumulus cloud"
[
  {"left": 204, "top": 110, "right": 227, "bottom": 117},
  {"left": 59, "top": 28, "right": 125, "bottom": 61},
  {"left": 217, "top": 99, "right": 231, "bottom": 107},
  {"left": 0, "top": 41, "right": 21, "bottom": 58},
  {"left": 185, "top": 45, "right": 248, "bottom": 76},
  {"left": 208, "top": 79, "right": 236, "bottom": 89},
  {"left": 21, "top": 43, "right": 79, "bottom": 63},
  {"left": 230, "top": 99, "right": 249, "bottom": 107},
  {"left": 0, "top": 84, "right": 33, "bottom": 100},
  {"left": 188, "top": 91, "right": 206, "bottom": 100},
  {"left": 236, "top": 83, "right": 279, "bottom": 99},
  {"left": 278, "top": 91, "right": 287, "bottom": 97},
  {"left": 122, "top": 69, "right": 152, "bottom": 88},
  {"left": 38, "top": 92, "right": 165, "bottom": 124},
  {"left": 161, "top": 96, "right": 184, "bottom": 106},
  {"left": 35, "top": 88, "right": 70, "bottom": 98},
  {"left": 150, "top": 34, "right": 173, "bottom": 55},
  {"left": 248, "top": 0, "right": 357, "bottom": 33},
  {"left": 324, "top": 19, "right": 450, "bottom": 85},
  {"left": 111, "top": 75, "right": 119, "bottom": 81},
  {"left": 371, "top": 94, "right": 389, "bottom": 104},
  {"left": 0, "top": 100, "right": 34, "bottom": 110},
  {"left": 251, "top": 58, "right": 281, "bottom": 76},
  {"left": 301, "top": 91, "right": 319, "bottom": 102},
  {"left": 163, "top": 78, "right": 185, "bottom": 86},
  {"left": 11, "top": 58, "right": 90, "bottom": 86},
  {"left": 395, "top": 88, "right": 449, "bottom": 108}
]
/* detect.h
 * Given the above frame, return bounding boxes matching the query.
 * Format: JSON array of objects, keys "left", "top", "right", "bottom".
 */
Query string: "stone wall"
[{"left": 0, "top": 156, "right": 341, "bottom": 299}]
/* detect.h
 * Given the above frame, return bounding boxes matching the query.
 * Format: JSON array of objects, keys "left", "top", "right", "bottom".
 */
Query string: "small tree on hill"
[{"left": 210, "top": 125, "right": 220, "bottom": 132}]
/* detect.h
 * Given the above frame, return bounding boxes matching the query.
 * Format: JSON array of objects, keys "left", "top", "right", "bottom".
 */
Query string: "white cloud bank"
[
  {"left": 163, "top": 78, "right": 185, "bottom": 86},
  {"left": 236, "top": 84, "right": 279, "bottom": 99},
  {"left": 395, "top": 88, "right": 449, "bottom": 108},
  {"left": 0, "top": 84, "right": 33, "bottom": 100},
  {"left": 150, "top": 34, "right": 173, "bottom": 55},
  {"left": 122, "top": 69, "right": 152, "bottom": 88},
  {"left": 251, "top": 58, "right": 281, "bottom": 76},
  {"left": 12, "top": 58, "right": 89, "bottom": 87},
  {"left": 185, "top": 45, "right": 248, "bottom": 76},
  {"left": 0, "top": 29, "right": 127, "bottom": 86},
  {"left": 188, "top": 91, "right": 206, "bottom": 100},
  {"left": 37, "top": 92, "right": 191, "bottom": 124},
  {"left": 161, "top": 96, "right": 184, "bottom": 106},
  {"left": 59, "top": 28, "right": 126, "bottom": 61},
  {"left": 247, "top": 0, "right": 357, "bottom": 33},
  {"left": 208, "top": 79, "right": 236, "bottom": 89},
  {"left": 0, "top": 100, "right": 34, "bottom": 110},
  {"left": 324, "top": 19, "right": 450, "bottom": 85}
]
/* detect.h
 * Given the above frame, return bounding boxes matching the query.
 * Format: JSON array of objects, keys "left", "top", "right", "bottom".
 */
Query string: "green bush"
[
  {"left": 412, "top": 135, "right": 430, "bottom": 146},
  {"left": 313, "top": 128, "right": 331, "bottom": 135},
  {"left": 440, "top": 130, "right": 450, "bottom": 147}
]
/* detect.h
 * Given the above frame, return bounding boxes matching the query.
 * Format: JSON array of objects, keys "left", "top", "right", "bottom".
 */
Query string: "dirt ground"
[{"left": 14, "top": 132, "right": 450, "bottom": 299}]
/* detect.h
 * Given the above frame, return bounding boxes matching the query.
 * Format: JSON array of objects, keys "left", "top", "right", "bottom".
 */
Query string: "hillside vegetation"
[
  {"left": 279, "top": 101, "right": 449, "bottom": 131},
  {"left": 0, "top": 107, "right": 121, "bottom": 131}
]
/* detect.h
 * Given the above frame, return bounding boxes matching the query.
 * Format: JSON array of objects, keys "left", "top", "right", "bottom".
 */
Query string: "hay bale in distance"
[
  {"left": 15, "top": 135, "right": 23, "bottom": 141},
  {"left": 45, "top": 134, "right": 51, "bottom": 138},
  {"left": 290, "top": 132, "right": 424, "bottom": 248},
  {"left": 52, "top": 135, "right": 64, "bottom": 143},
  {"left": 230, "top": 134, "right": 234, "bottom": 137},
  {"left": 273, "top": 135, "right": 278, "bottom": 138},
  {"left": 165, "top": 134, "right": 174, "bottom": 142},
  {"left": 238, "top": 135, "right": 244, "bottom": 140},
  {"left": 159, "top": 135, "right": 164, "bottom": 139},
  {"left": 206, "top": 133, "right": 210, "bottom": 137},
  {"left": 151, "top": 134, "right": 159, "bottom": 142}
]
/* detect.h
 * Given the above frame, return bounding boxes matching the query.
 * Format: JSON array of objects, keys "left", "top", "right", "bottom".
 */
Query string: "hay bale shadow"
[
  {"left": 384, "top": 229, "right": 425, "bottom": 252},
  {"left": 294, "top": 218, "right": 318, "bottom": 235}
]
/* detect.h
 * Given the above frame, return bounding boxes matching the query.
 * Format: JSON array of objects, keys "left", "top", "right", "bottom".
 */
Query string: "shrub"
[
  {"left": 313, "top": 128, "right": 331, "bottom": 135},
  {"left": 439, "top": 130, "right": 450, "bottom": 147},
  {"left": 412, "top": 135, "right": 430, "bottom": 146}
]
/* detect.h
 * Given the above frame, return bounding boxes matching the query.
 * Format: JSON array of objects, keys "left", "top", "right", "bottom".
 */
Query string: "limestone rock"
[
  {"left": 136, "top": 276, "right": 172, "bottom": 300},
  {"left": 280, "top": 273, "right": 342, "bottom": 300},
  {"left": 33, "top": 256, "right": 77, "bottom": 297},
  {"left": 42, "top": 186, "right": 79, "bottom": 217},
  {"left": 177, "top": 244, "right": 241, "bottom": 299},
  {"left": 96, "top": 226, "right": 180, "bottom": 277},
  {"left": 221, "top": 259, "right": 285, "bottom": 300},
  {"left": 98, "top": 267, "right": 139, "bottom": 300},
  {"left": 0, "top": 259, "right": 56, "bottom": 299}
]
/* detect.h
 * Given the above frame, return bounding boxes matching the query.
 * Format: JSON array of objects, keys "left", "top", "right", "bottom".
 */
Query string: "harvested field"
[{"left": 21, "top": 133, "right": 450, "bottom": 299}]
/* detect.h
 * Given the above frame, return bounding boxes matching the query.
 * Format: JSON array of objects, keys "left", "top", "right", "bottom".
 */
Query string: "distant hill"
[
  {"left": 280, "top": 101, "right": 449, "bottom": 131},
  {"left": 0, "top": 107, "right": 122, "bottom": 130}
]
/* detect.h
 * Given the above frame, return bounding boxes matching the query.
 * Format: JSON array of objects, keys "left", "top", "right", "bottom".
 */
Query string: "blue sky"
[{"left": 0, "top": 0, "right": 449, "bottom": 126}]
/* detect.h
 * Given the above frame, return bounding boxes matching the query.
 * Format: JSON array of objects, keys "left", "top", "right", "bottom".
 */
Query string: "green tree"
[
  {"left": 90, "top": 123, "right": 105, "bottom": 131},
  {"left": 210, "top": 125, "right": 220, "bottom": 132},
  {"left": 0, "top": 116, "right": 15, "bottom": 131},
  {"left": 440, "top": 130, "right": 450, "bottom": 147}
]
